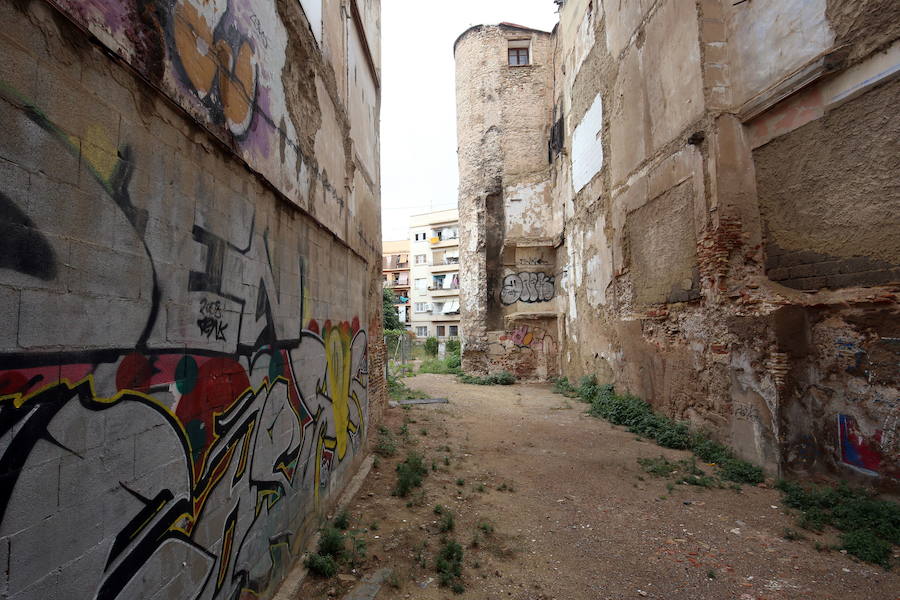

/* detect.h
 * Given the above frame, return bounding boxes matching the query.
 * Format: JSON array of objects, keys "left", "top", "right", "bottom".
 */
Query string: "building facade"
[
  {"left": 0, "top": 1, "right": 383, "bottom": 599},
  {"left": 456, "top": 2, "right": 900, "bottom": 488},
  {"left": 383, "top": 240, "right": 412, "bottom": 328},
  {"left": 409, "top": 209, "right": 462, "bottom": 339}
]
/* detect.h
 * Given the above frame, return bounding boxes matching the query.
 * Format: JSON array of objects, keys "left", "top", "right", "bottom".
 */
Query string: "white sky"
[{"left": 380, "top": 1, "right": 560, "bottom": 242}]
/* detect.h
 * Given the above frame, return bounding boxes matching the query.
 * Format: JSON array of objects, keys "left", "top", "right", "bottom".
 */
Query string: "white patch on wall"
[
  {"left": 729, "top": 0, "right": 833, "bottom": 105},
  {"left": 504, "top": 181, "right": 549, "bottom": 238},
  {"left": 299, "top": 0, "right": 323, "bottom": 45},
  {"left": 572, "top": 93, "right": 603, "bottom": 192}
]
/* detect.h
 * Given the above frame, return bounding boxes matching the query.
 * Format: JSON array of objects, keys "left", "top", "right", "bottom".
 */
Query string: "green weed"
[
  {"left": 394, "top": 452, "right": 428, "bottom": 497},
  {"left": 439, "top": 511, "right": 455, "bottom": 533},
  {"left": 333, "top": 510, "right": 350, "bottom": 530},
  {"left": 458, "top": 371, "right": 516, "bottom": 385},
  {"left": 304, "top": 553, "right": 338, "bottom": 578},
  {"left": 436, "top": 540, "right": 464, "bottom": 592}
]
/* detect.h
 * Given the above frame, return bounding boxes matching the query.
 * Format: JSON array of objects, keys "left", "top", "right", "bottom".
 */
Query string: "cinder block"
[
  {"left": 0, "top": 98, "right": 81, "bottom": 186},
  {"left": 0, "top": 286, "right": 20, "bottom": 351},
  {"left": 18, "top": 290, "right": 152, "bottom": 349},
  {"left": 0, "top": 535, "right": 8, "bottom": 596},
  {"left": 1, "top": 456, "right": 60, "bottom": 537},
  {"left": 65, "top": 240, "right": 152, "bottom": 300}
]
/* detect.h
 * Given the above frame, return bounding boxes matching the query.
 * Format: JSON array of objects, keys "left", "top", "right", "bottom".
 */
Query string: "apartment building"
[
  {"left": 409, "top": 209, "right": 461, "bottom": 339},
  {"left": 383, "top": 240, "right": 412, "bottom": 328}
]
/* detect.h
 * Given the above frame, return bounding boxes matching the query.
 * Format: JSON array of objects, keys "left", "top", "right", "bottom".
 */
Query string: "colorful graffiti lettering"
[
  {"left": 0, "top": 83, "right": 368, "bottom": 599},
  {"left": 500, "top": 272, "right": 555, "bottom": 305}
]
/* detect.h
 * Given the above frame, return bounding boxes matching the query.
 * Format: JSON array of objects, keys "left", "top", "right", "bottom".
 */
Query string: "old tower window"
[{"left": 508, "top": 39, "right": 530, "bottom": 66}]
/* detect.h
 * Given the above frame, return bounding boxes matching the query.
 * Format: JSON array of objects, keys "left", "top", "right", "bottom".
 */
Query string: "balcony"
[
  {"left": 430, "top": 237, "right": 459, "bottom": 249},
  {"left": 428, "top": 287, "right": 459, "bottom": 297},
  {"left": 429, "top": 312, "right": 461, "bottom": 322},
  {"left": 383, "top": 262, "right": 409, "bottom": 272},
  {"left": 430, "top": 260, "right": 459, "bottom": 274}
]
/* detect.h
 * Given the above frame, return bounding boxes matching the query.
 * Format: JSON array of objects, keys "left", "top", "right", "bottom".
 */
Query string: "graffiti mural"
[
  {"left": 487, "top": 323, "right": 559, "bottom": 379},
  {"left": 837, "top": 414, "right": 898, "bottom": 478},
  {"left": 499, "top": 272, "right": 556, "bottom": 305},
  {"left": 0, "top": 82, "right": 369, "bottom": 599}
]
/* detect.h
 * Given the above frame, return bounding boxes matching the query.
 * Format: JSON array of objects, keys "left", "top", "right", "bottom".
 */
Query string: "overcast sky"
[{"left": 380, "top": 1, "right": 560, "bottom": 242}]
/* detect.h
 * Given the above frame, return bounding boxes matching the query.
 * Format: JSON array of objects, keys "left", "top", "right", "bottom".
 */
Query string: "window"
[
  {"left": 416, "top": 326, "right": 428, "bottom": 337},
  {"left": 415, "top": 254, "right": 427, "bottom": 264},
  {"left": 509, "top": 38, "right": 531, "bottom": 66},
  {"left": 449, "top": 326, "right": 459, "bottom": 337},
  {"left": 414, "top": 302, "right": 430, "bottom": 313},
  {"left": 415, "top": 278, "right": 428, "bottom": 291},
  {"left": 436, "top": 326, "right": 446, "bottom": 337},
  {"left": 414, "top": 232, "right": 428, "bottom": 242},
  {"left": 433, "top": 274, "right": 445, "bottom": 289}
]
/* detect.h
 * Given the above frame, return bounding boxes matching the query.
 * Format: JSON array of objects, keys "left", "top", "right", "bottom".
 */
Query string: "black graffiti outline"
[{"left": 500, "top": 272, "right": 555, "bottom": 305}]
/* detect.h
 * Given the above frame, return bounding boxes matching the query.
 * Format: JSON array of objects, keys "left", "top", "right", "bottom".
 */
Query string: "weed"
[
  {"left": 718, "top": 457, "right": 764, "bottom": 485},
  {"left": 666, "top": 482, "right": 675, "bottom": 493},
  {"left": 436, "top": 540, "right": 464, "bottom": 592},
  {"left": 458, "top": 371, "right": 516, "bottom": 385},
  {"left": 394, "top": 452, "right": 428, "bottom": 497},
  {"left": 373, "top": 455, "right": 381, "bottom": 469},
  {"left": 477, "top": 521, "right": 494, "bottom": 535},
  {"left": 783, "top": 528, "right": 804, "bottom": 541},
  {"left": 374, "top": 428, "right": 397, "bottom": 458},
  {"left": 420, "top": 428, "right": 428, "bottom": 436},
  {"left": 775, "top": 479, "right": 900, "bottom": 568},
  {"left": 424, "top": 336, "right": 439, "bottom": 357},
  {"left": 406, "top": 489, "right": 426, "bottom": 508},
  {"left": 470, "top": 534, "right": 481, "bottom": 548},
  {"left": 439, "top": 511, "right": 455, "bottom": 533},
  {"left": 475, "top": 483, "right": 486, "bottom": 493},
  {"left": 317, "top": 526, "right": 346, "bottom": 560},
  {"left": 456, "top": 478, "right": 465, "bottom": 487},
  {"left": 434, "top": 504, "right": 446, "bottom": 515},
  {"left": 333, "top": 510, "right": 350, "bottom": 531},
  {"left": 398, "top": 424, "right": 409, "bottom": 438},
  {"left": 347, "top": 532, "right": 367, "bottom": 567},
  {"left": 387, "top": 570, "right": 401, "bottom": 589},
  {"left": 420, "top": 357, "right": 462, "bottom": 375},
  {"left": 706, "top": 569, "right": 716, "bottom": 580},
  {"left": 370, "top": 521, "right": 379, "bottom": 531},
  {"left": 431, "top": 460, "right": 437, "bottom": 471},
  {"left": 638, "top": 456, "right": 681, "bottom": 478},
  {"left": 304, "top": 553, "right": 338, "bottom": 578},
  {"left": 444, "top": 456, "right": 451, "bottom": 466},
  {"left": 439, "top": 445, "right": 451, "bottom": 452}
]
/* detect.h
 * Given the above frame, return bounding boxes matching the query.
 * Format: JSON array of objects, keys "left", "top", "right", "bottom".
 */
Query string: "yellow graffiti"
[{"left": 324, "top": 325, "right": 352, "bottom": 460}]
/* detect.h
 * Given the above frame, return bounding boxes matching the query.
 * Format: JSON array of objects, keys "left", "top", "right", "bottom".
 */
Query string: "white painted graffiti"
[{"left": 500, "top": 272, "right": 555, "bottom": 305}]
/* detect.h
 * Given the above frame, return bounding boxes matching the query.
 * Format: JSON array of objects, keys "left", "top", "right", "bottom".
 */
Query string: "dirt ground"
[{"left": 298, "top": 375, "right": 900, "bottom": 600}]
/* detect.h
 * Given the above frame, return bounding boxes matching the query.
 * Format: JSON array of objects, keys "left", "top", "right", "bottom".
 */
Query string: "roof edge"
[{"left": 453, "top": 23, "right": 552, "bottom": 54}]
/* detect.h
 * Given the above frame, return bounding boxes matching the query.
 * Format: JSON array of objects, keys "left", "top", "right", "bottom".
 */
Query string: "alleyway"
[{"left": 298, "top": 375, "right": 900, "bottom": 600}]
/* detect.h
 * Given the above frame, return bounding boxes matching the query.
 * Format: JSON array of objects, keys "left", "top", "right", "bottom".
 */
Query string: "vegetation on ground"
[
  {"left": 394, "top": 451, "right": 428, "bottom": 497},
  {"left": 419, "top": 357, "right": 462, "bottom": 375},
  {"left": 554, "top": 375, "right": 900, "bottom": 569},
  {"left": 436, "top": 539, "right": 465, "bottom": 593},
  {"left": 775, "top": 479, "right": 900, "bottom": 568},
  {"left": 374, "top": 426, "right": 397, "bottom": 457},
  {"left": 458, "top": 371, "right": 516, "bottom": 386},
  {"left": 388, "top": 371, "right": 429, "bottom": 402},
  {"left": 304, "top": 512, "right": 368, "bottom": 577},
  {"left": 424, "top": 336, "right": 439, "bottom": 357},
  {"left": 553, "top": 376, "right": 763, "bottom": 485}
]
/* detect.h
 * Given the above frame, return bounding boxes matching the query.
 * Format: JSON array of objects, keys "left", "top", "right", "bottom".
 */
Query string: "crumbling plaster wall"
[
  {"left": 548, "top": 0, "right": 899, "bottom": 487},
  {"left": 455, "top": 25, "right": 559, "bottom": 376},
  {"left": 0, "top": 1, "right": 384, "bottom": 599}
]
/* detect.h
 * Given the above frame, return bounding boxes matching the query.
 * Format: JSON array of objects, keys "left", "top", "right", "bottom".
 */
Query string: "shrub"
[
  {"left": 439, "top": 511, "right": 455, "bottom": 533},
  {"left": 317, "top": 526, "right": 346, "bottom": 559},
  {"left": 304, "top": 553, "right": 338, "bottom": 577},
  {"left": 436, "top": 540, "right": 464, "bottom": 591},
  {"left": 424, "top": 336, "right": 439, "bottom": 356},
  {"left": 374, "top": 427, "right": 397, "bottom": 457},
  {"left": 394, "top": 452, "right": 428, "bottom": 497},
  {"left": 420, "top": 357, "right": 461, "bottom": 375},
  {"left": 446, "top": 339, "right": 461, "bottom": 355},
  {"left": 333, "top": 510, "right": 350, "bottom": 530},
  {"left": 458, "top": 371, "right": 516, "bottom": 385}
]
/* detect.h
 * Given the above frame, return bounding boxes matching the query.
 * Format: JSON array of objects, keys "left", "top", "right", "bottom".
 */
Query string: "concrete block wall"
[{"left": 0, "top": 1, "right": 383, "bottom": 598}]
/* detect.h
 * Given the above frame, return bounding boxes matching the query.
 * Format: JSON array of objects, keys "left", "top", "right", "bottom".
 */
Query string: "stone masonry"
[{"left": 455, "top": 1, "right": 900, "bottom": 490}]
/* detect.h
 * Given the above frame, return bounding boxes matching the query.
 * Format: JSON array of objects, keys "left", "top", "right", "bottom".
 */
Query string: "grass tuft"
[
  {"left": 458, "top": 371, "right": 516, "bottom": 385},
  {"left": 436, "top": 540, "right": 464, "bottom": 592},
  {"left": 394, "top": 451, "right": 428, "bottom": 497}
]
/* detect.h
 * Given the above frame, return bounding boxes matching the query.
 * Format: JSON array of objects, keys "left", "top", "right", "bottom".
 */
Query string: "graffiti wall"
[
  {"left": 0, "top": 0, "right": 381, "bottom": 598},
  {"left": 41, "top": 0, "right": 381, "bottom": 245},
  {"left": 499, "top": 272, "right": 556, "bottom": 305},
  {"left": 486, "top": 320, "right": 559, "bottom": 380}
]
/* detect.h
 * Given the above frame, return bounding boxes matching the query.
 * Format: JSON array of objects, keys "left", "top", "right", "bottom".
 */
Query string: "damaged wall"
[
  {"left": 0, "top": 0, "right": 383, "bottom": 598},
  {"left": 456, "top": 0, "right": 899, "bottom": 488}
]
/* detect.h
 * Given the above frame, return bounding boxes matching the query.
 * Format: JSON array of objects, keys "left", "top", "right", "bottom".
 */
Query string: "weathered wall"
[
  {"left": 455, "top": 24, "right": 559, "bottom": 377},
  {"left": 457, "top": 0, "right": 899, "bottom": 488},
  {"left": 0, "top": 0, "right": 383, "bottom": 598}
]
